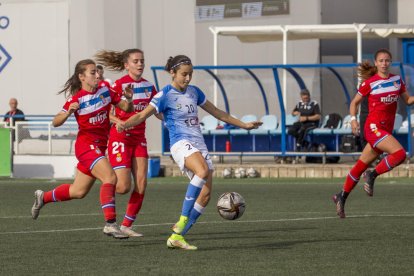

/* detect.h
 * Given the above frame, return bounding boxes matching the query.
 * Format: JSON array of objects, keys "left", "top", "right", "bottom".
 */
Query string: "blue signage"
[{"left": 0, "top": 15, "right": 12, "bottom": 73}]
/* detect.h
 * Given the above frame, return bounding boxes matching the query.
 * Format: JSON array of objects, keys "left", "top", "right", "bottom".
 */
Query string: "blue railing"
[{"left": 151, "top": 63, "right": 413, "bottom": 159}]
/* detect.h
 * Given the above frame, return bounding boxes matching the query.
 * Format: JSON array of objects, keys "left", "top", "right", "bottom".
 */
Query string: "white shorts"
[{"left": 170, "top": 139, "right": 214, "bottom": 179}]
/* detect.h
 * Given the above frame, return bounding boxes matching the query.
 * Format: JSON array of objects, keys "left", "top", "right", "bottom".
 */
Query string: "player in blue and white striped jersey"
[{"left": 116, "top": 55, "right": 262, "bottom": 250}]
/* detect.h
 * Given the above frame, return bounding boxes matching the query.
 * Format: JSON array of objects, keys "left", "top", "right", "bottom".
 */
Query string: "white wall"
[{"left": 0, "top": 0, "right": 69, "bottom": 116}]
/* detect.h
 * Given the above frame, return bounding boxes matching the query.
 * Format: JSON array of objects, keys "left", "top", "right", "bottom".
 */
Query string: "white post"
[
  {"left": 355, "top": 23, "right": 365, "bottom": 64},
  {"left": 209, "top": 27, "right": 219, "bottom": 106},
  {"left": 282, "top": 27, "right": 288, "bottom": 110},
  {"left": 48, "top": 122, "right": 52, "bottom": 154}
]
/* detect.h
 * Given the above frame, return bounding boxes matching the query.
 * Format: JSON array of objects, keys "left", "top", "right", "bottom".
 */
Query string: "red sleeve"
[
  {"left": 62, "top": 96, "right": 78, "bottom": 113},
  {"left": 149, "top": 85, "right": 158, "bottom": 100},
  {"left": 358, "top": 80, "right": 371, "bottom": 97},
  {"left": 400, "top": 78, "right": 407, "bottom": 95},
  {"left": 111, "top": 80, "right": 123, "bottom": 94},
  {"left": 110, "top": 88, "right": 122, "bottom": 105}
]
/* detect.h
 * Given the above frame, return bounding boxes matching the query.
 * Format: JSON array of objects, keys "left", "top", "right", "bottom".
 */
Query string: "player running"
[
  {"left": 332, "top": 49, "right": 414, "bottom": 218},
  {"left": 116, "top": 55, "right": 262, "bottom": 249},
  {"left": 95, "top": 49, "right": 158, "bottom": 237},
  {"left": 31, "top": 59, "right": 133, "bottom": 239}
]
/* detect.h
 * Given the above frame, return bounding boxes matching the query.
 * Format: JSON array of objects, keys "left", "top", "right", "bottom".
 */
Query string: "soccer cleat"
[
  {"left": 167, "top": 234, "right": 197, "bottom": 250},
  {"left": 363, "top": 169, "right": 376, "bottom": 197},
  {"left": 31, "top": 190, "right": 44, "bottom": 220},
  {"left": 103, "top": 223, "right": 129, "bottom": 239},
  {"left": 120, "top": 225, "right": 144, "bottom": 237},
  {"left": 332, "top": 193, "right": 346, "bottom": 219},
  {"left": 171, "top": 215, "right": 188, "bottom": 234}
]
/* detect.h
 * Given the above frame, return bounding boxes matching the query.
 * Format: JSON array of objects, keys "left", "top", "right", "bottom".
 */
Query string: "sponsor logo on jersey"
[
  {"left": 144, "top": 88, "right": 151, "bottom": 98},
  {"left": 184, "top": 116, "right": 199, "bottom": 127},
  {"left": 135, "top": 102, "right": 148, "bottom": 111},
  {"left": 380, "top": 94, "right": 399, "bottom": 104},
  {"left": 393, "top": 81, "right": 400, "bottom": 88},
  {"left": 89, "top": 111, "right": 108, "bottom": 125}
]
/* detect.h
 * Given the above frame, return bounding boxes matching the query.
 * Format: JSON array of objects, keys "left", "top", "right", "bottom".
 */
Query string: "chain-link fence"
[{"left": 15, "top": 121, "right": 78, "bottom": 155}]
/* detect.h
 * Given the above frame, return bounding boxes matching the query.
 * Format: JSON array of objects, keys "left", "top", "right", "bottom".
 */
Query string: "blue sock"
[
  {"left": 181, "top": 202, "right": 205, "bottom": 235},
  {"left": 181, "top": 175, "right": 206, "bottom": 217}
]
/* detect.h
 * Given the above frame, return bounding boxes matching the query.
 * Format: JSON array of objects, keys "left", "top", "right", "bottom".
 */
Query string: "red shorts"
[
  {"left": 364, "top": 122, "right": 392, "bottom": 154},
  {"left": 75, "top": 140, "right": 107, "bottom": 177},
  {"left": 108, "top": 137, "right": 148, "bottom": 170}
]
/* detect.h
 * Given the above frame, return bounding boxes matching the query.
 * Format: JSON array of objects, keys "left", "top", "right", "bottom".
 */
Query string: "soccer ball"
[
  {"left": 217, "top": 192, "right": 246, "bottom": 220},
  {"left": 246, "top": 167, "right": 258, "bottom": 178},
  {"left": 234, "top": 167, "right": 246, "bottom": 178},
  {"left": 222, "top": 167, "right": 233, "bottom": 178}
]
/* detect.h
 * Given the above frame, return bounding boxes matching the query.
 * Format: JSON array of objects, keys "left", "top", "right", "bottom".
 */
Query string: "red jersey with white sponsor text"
[
  {"left": 62, "top": 86, "right": 121, "bottom": 147},
  {"left": 358, "top": 73, "right": 406, "bottom": 131},
  {"left": 110, "top": 75, "right": 157, "bottom": 143}
]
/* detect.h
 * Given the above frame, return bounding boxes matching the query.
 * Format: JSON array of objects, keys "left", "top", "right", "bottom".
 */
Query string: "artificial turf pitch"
[{"left": 1, "top": 177, "right": 414, "bottom": 275}]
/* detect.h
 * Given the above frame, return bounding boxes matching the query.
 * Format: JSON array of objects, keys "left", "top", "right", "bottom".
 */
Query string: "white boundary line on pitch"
[
  {"left": 0, "top": 213, "right": 102, "bottom": 219},
  {"left": 1, "top": 213, "right": 414, "bottom": 235}
]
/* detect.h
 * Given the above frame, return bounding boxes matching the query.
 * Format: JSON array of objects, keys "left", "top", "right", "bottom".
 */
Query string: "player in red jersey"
[
  {"left": 333, "top": 49, "right": 414, "bottom": 218},
  {"left": 97, "top": 64, "right": 111, "bottom": 89},
  {"left": 31, "top": 59, "right": 134, "bottom": 239},
  {"left": 95, "top": 49, "right": 158, "bottom": 237}
]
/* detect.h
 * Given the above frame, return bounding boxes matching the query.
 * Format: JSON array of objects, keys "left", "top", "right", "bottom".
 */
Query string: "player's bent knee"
[
  {"left": 71, "top": 189, "right": 88, "bottom": 199},
  {"left": 116, "top": 185, "right": 131, "bottom": 194}
]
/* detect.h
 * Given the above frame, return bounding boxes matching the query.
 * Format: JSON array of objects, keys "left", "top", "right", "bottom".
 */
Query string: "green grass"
[{"left": 1, "top": 177, "right": 414, "bottom": 275}]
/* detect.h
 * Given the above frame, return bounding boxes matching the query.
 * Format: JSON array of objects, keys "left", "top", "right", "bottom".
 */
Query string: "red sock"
[
  {"left": 343, "top": 160, "right": 369, "bottom": 193},
  {"left": 122, "top": 191, "right": 144, "bottom": 227},
  {"left": 43, "top": 184, "right": 71, "bottom": 204},
  {"left": 375, "top": 149, "right": 406, "bottom": 175},
  {"left": 100, "top": 183, "right": 116, "bottom": 223}
]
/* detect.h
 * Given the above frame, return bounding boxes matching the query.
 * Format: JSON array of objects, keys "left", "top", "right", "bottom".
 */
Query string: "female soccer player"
[
  {"left": 31, "top": 59, "right": 134, "bottom": 239},
  {"left": 95, "top": 49, "right": 157, "bottom": 237},
  {"left": 116, "top": 55, "right": 262, "bottom": 250},
  {"left": 332, "top": 49, "right": 414, "bottom": 218}
]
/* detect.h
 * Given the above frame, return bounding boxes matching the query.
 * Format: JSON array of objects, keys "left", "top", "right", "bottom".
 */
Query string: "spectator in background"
[
  {"left": 288, "top": 89, "right": 321, "bottom": 151},
  {"left": 3, "top": 98, "right": 25, "bottom": 142},
  {"left": 97, "top": 64, "right": 111, "bottom": 89},
  {"left": 4, "top": 98, "right": 25, "bottom": 125}
]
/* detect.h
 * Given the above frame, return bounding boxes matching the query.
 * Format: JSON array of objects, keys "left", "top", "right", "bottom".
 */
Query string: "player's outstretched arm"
[
  {"left": 401, "top": 91, "right": 414, "bottom": 106},
  {"left": 201, "top": 100, "right": 262, "bottom": 130},
  {"left": 52, "top": 102, "right": 79, "bottom": 127},
  {"left": 117, "top": 104, "right": 157, "bottom": 132}
]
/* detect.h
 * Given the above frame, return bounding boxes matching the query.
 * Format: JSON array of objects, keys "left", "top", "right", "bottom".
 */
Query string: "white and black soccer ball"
[
  {"left": 234, "top": 167, "right": 246, "bottom": 178},
  {"left": 246, "top": 167, "right": 258, "bottom": 178},
  {"left": 222, "top": 167, "right": 233, "bottom": 178},
  {"left": 217, "top": 192, "right": 246, "bottom": 220}
]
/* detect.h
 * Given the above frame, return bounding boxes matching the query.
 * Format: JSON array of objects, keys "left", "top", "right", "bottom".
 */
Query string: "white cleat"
[
  {"left": 31, "top": 190, "right": 44, "bottom": 220},
  {"left": 120, "top": 225, "right": 144, "bottom": 237},
  {"left": 103, "top": 223, "right": 129, "bottom": 239}
]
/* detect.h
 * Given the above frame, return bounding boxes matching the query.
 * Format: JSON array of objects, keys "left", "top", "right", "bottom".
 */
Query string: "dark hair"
[
  {"left": 58, "top": 59, "right": 95, "bottom": 97},
  {"left": 95, "top": 49, "right": 144, "bottom": 71},
  {"left": 96, "top": 64, "right": 103, "bottom": 70},
  {"left": 300, "top": 89, "right": 310, "bottom": 96},
  {"left": 164, "top": 55, "right": 192, "bottom": 72},
  {"left": 358, "top": 48, "right": 393, "bottom": 81}
]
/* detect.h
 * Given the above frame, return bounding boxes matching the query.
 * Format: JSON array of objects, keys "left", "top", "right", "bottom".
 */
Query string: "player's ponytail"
[
  {"left": 95, "top": 49, "right": 144, "bottom": 71},
  {"left": 58, "top": 59, "right": 95, "bottom": 97},
  {"left": 358, "top": 48, "right": 393, "bottom": 82},
  {"left": 358, "top": 61, "right": 377, "bottom": 82},
  {"left": 165, "top": 55, "right": 192, "bottom": 72}
]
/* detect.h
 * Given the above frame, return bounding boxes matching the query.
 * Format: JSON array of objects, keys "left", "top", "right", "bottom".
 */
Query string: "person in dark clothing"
[
  {"left": 359, "top": 97, "right": 369, "bottom": 150},
  {"left": 288, "top": 89, "right": 321, "bottom": 151},
  {"left": 3, "top": 98, "right": 25, "bottom": 142}
]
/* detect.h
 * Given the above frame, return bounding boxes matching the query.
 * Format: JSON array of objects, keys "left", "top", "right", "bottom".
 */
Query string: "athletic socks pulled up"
[
  {"left": 122, "top": 191, "right": 144, "bottom": 227},
  {"left": 181, "top": 175, "right": 206, "bottom": 217},
  {"left": 181, "top": 202, "right": 205, "bottom": 236},
  {"left": 100, "top": 183, "right": 116, "bottom": 223},
  {"left": 43, "top": 184, "right": 71, "bottom": 204},
  {"left": 343, "top": 159, "right": 369, "bottom": 193}
]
